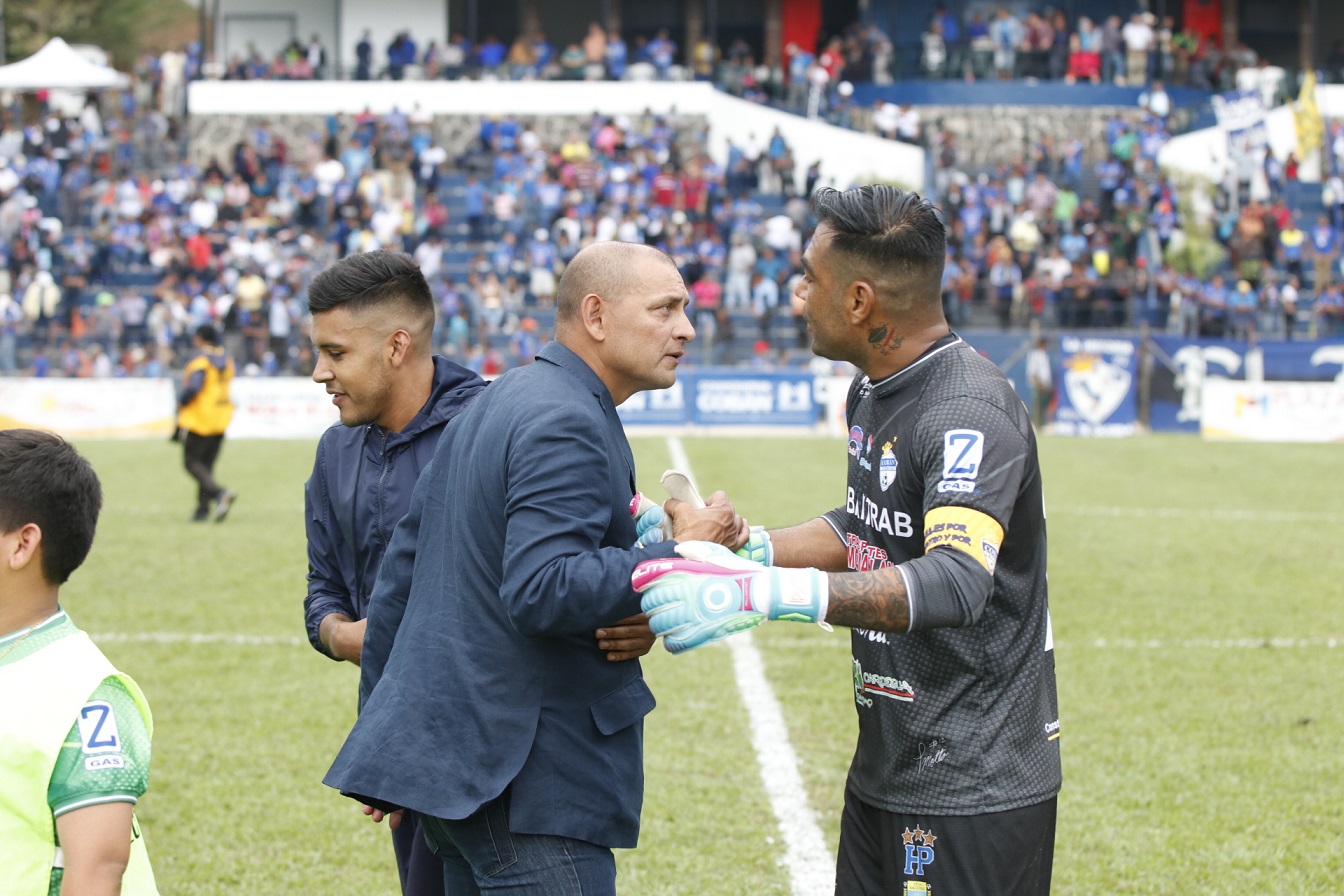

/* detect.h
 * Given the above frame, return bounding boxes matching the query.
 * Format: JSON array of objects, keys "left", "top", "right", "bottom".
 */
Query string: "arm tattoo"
[
  {"left": 826, "top": 569, "right": 910, "bottom": 633},
  {"left": 867, "top": 324, "right": 904, "bottom": 355}
]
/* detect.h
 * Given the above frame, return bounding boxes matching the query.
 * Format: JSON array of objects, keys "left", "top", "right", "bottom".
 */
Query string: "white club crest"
[{"left": 879, "top": 440, "right": 897, "bottom": 491}]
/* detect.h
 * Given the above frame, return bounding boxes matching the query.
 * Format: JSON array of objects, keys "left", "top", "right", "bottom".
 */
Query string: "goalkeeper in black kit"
[{"left": 634, "top": 185, "right": 1061, "bottom": 896}]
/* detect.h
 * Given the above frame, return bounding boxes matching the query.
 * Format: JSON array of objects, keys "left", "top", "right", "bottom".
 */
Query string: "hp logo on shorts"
[{"left": 902, "top": 826, "right": 937, "bottom": 876}]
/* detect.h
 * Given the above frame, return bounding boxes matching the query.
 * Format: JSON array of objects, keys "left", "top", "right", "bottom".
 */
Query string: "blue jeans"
[{"left": 419, "top": 796, "right": 616, "bottom": 895}]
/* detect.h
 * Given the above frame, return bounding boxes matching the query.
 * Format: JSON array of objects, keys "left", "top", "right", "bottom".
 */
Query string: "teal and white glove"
[
  {"left": 630, "top": 493, "right": 669, "bottom": 547},
  {"left": 736, "top": 526, "right": 773, "bottom": 566},
  {"left": 632, "top": 542, "right": 827, "bottom": 654}
]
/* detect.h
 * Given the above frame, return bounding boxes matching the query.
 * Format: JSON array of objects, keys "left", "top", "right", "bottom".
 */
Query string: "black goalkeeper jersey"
[{"left": 821, "top": 334, "right": 1061, "bottom": 815}]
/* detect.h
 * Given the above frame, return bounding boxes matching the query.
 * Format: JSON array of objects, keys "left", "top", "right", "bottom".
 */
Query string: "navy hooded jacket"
[{"left": 304, "top": 355, "right": 486, "bottom": 657}]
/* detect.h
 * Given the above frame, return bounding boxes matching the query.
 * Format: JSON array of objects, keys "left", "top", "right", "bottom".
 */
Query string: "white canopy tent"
[{"left": 0, "top": 37, "right": 130, "bottom": 90}]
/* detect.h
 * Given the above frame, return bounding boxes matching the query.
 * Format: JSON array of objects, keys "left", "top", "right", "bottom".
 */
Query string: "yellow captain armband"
[{"left": 923, "top": 506, "right": 1004, "bottom": 574}]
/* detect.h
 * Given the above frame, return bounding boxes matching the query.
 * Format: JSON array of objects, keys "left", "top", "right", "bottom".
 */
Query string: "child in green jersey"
[{"left": 0, "top": 429, "right": 159, "bottom": 896}]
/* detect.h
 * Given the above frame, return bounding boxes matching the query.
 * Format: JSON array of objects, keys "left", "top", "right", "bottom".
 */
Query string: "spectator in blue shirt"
[
  {"left": 476, "top": 35, "right": 507, "bottom": 73},
  {"left": 464, "top": 174, "right": 489, "bottom": 242},
  {"left": 1200, "top": 274, "right": 1230, "bottom": 337},
  {"left": 605, "top": 31, "right": 628, "bottom": 78},
  {"left": 1227, "top": 279, "right": 1259, "bottom": 339},
  {"left": 648, "top": 29, "right": 678, "bottom": 79}
]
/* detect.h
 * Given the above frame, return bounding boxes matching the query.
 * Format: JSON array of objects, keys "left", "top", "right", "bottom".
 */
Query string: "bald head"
[{"left": 555, "top": 242, "right": 680, "bottom": 334}]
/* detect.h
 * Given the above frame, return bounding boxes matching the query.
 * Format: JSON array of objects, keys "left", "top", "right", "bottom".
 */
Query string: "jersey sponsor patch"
[
  {"left": 940, "top": 429, "right": 984, "bottom": 480},
  {"left": 76, "top": 701, "right": 122, "bottom": 755},
  {"left": 853, "top": 657, "right": 915, "bottom": 707},
  {"left": 847, "top": 488, "right": 914, "bottom": 537},
  {"left": 923, "top": 507, "right": 1004, "bottom": 573},
  {"left": 848, "top": 425, "right": 864, "bottom": 457},
  {"left": 84, "top": 754, "right": 126, "bottom": 771},
  {"left": 845, "top": 533, "right": 893, "bottom": 572}
]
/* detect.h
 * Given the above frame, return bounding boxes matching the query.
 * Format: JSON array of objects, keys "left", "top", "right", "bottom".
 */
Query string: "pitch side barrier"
[
  {"left": 1, "top": 337, "right": 1341, "bottom": 441},
  {"left": 974, "top": 330, "right": 1344, "bottom": 441}
]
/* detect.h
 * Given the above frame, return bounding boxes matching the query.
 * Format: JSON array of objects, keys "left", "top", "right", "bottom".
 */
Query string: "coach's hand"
[
  {"left": 665, "top": 491, "right": 748, "bottom": 549},
  {"left": 362, "top": 804, "right": 403, "bottom": 830},
  {"left": 596, "top": 613, "right": 657, "bottom": 661},
  {"left": 632, "top": 542, "right": 828, "bottom": 654}
]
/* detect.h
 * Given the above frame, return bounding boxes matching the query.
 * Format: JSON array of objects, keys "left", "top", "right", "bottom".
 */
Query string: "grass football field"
[{"left": 60, "top": 433, "right": 1343, "bottom": 894}]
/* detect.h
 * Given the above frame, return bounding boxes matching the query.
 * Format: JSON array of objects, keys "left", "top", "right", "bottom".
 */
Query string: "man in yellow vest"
[
  {"left": 176, "top": 324, "right": 237, "bottom": 522},
  {"left": 0, "top": 428, "right": 159, "bottom": 896}
]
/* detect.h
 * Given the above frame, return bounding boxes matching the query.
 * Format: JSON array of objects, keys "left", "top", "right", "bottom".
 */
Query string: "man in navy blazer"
[{"left": 324, "top": 241, "right": 745, "bottom": 894}]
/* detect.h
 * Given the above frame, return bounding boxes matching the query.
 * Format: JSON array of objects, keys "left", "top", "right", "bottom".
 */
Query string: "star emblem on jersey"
[{"left": 902, "top": 826, "right": 938, "bottom": 877}]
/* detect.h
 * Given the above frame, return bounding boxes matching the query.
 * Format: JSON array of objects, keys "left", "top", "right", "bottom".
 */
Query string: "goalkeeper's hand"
[
  {"left": 630, "top": 494, "right": 774, "bottom": 566},
  {"left": 632, "top": 542, "right": 827, "bottom": 654},
  {"left": 630, "top": 493, "right": 669, "bottom": 547}
]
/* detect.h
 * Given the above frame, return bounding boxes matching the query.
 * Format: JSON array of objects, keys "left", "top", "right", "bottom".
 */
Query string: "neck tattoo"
[{"left": 867, "top": 324, "right": 904, "bottom": 355}]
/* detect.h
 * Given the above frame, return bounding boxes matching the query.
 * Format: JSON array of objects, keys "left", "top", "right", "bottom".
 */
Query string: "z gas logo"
[
  {"left": 77, "top": 702, "right": 121, "bottom": 755},
  {"left": 941, "top": 430, "right": 983, "bottom": 479}
]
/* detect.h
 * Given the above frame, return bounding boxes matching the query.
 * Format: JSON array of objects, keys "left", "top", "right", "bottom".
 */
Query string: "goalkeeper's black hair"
[
  {"left": 307, "top": 249, "right": 435, "bottom": 333},
  {"left": 810, "top": 185, "right": 947, "bottom": 307},
  {"left": 0, "top": 429, "right": 102, "bottom": 585}
]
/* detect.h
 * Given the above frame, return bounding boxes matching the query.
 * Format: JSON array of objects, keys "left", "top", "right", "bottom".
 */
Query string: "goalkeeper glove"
[
  {"left": 737, "top": 526, "right": 773, "bottom": 566},
  {"left": 632, "top": 542, "right": 828, "bottom": 654},
  {"left": 630, "top": 493, "right": 669, "bottom": 547},
  {"left": 630, "top": 495, "right": 775, "bottom": 565}
]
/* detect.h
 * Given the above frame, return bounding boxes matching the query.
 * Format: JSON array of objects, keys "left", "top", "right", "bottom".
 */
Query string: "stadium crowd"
[
  {"left": 185, "top": 13, "right": 1341, "bottom": 99},
  {"left": 3, "top": 25, "right": 1344, "bottom": 381}
]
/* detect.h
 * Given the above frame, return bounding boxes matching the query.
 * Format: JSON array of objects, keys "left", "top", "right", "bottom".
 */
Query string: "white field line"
[
  {"left": 86, "top": 632, "right": 1342, "bottom": 651},
  {"left": 744, "top": 635, "right": 1343, "bottom": 651},
  {"left": 1087, "top": 637, "right": 1341, "bottom": 649},
  {"left": 91, "top": 632, "right": 305, "bottom": 646},
  {"left": 666, "top": 436, "right": 835, "bottom": 895},
  {"left": 1050, "top": 505, "right": 1344, "bottom": 523},
  {"left": 111, "top": 504, "right": 1344, "bottom": 524}
]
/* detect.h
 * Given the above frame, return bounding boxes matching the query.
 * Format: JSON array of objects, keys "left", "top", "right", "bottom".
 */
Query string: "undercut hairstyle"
[
  {"left": 555, "top": 241, "right": 677, "bottom": 327},
  {"left": 0, "top": 429, "right": 103, "bottom": 585},
  {"left": 307, "top": 249, "right": 435, "bottom": 341},
  {"left": 811, "top": 185, "right": 947, "bottom": 308}
]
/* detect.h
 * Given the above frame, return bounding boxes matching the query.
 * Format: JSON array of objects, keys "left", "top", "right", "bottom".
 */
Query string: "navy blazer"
[{"left": 324, "top": 341, "right": 678, "bottom": 849}]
